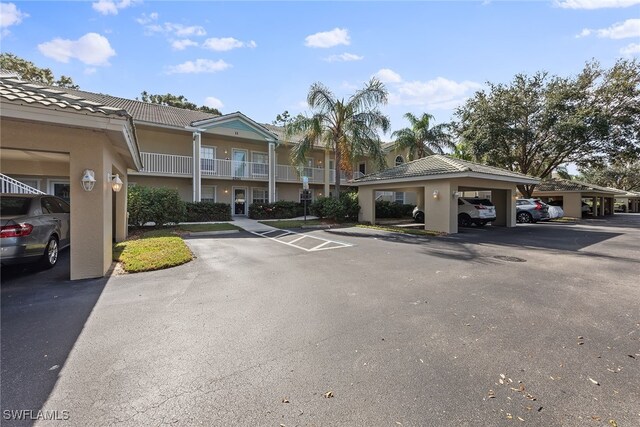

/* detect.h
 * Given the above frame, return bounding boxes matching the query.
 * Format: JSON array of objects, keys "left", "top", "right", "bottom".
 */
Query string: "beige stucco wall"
[
  {"left": 130, "top": 175, "right": 193, "bottom": 201},
  {"left": 1, "top": 117, "right": 131, "bottom": 280},
  {"left": 136, "top": 126, "right": 192, "bottom": 156}
]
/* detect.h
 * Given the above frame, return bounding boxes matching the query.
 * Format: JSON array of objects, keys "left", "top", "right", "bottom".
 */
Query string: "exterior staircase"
[{"left": 0, "top": 173, "right": 45, "bottom": 194}]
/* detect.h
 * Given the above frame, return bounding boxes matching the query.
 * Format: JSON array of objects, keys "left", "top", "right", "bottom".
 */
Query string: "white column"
[
  {"left": 192, "top": 132, "right": 201, "bottom": 202},
  {"left": 323, "top": 149, "right": 330, "bottom": 198},
  {"left": 268, "top": 141, "right": 276, "bottom": 203}
]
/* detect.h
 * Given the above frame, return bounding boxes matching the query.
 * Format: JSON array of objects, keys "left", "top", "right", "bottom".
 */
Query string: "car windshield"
[{"left": 0, "top": 197, "right": 31, "bottom": 216}]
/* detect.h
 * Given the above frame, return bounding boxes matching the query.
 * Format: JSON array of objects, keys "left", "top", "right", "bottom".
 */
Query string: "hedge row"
[
  {"left": 128, "top": 186, "right": 231, "bottom": 226},
  {"left": 375, "top": 201, "right": 415, "bottom": 218},
  {"left": 249, "top": 201, "right": 305, "bottom": 219}
]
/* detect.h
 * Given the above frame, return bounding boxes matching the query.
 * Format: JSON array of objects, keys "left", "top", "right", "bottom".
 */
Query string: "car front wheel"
[
  {"left": 40, "top": 236, "right": 59, "bottom": 269},
  {"left": 414, "top": 211, "right": 425, "bottom": 223},
  {"left": 517, "top": 212, "right": 532, "bottom": 224}
]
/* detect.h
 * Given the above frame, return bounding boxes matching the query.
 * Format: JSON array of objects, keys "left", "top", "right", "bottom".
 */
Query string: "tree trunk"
[
  {"left": 517, "top": 184, "right": 536, "bottom": 199},
  {"left": 334, "top": 146, "right": 341, "bottom": 199}
]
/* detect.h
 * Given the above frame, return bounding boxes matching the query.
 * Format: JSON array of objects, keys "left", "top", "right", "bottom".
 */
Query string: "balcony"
[{"left": 137, "top": 152, "right": 344, "bottom": 184}]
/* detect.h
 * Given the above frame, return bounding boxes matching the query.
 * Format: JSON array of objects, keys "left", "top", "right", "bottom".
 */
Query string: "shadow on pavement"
[{"left": 1, "top": 250, "right": 108, "bottom": 426}]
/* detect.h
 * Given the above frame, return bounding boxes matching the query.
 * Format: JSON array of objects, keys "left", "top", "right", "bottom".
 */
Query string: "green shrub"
[
  {"left": 184, "top": 202, "right": 231, "bottom": 222},
  {"left": 310, "top": 192, "right": 359, "bottom": 222},
  {"left": 128, "top": 186, "right": 185, "bottom": 227},
  {"left": 249, "top": 201, "right": 305, "bottom": 219},
  {"left": 375, "top": 201, "right": 414, "bottom": 218}
]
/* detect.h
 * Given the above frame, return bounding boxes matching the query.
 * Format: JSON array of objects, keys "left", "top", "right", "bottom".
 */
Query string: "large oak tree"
[{"left": 453, "top": 59, "right": 640, "bottom": 197}]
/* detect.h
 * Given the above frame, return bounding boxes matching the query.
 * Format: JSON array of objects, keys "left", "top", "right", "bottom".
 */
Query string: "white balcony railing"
[
  {"left": 141, "top": 152, "right": 193, "bottom": 175},
  {"left": 138, "top": 152, "right": 363, "bottom": 184}
]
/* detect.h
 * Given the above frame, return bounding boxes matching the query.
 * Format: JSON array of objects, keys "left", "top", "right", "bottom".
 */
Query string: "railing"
[
  {"left": 138, "top": 152, "right": 364, "bottom": 184},
  {"left": 141, "top": 152, "right": 192, "bottom": 175},
  {"left": 1, "top": 173, "right": 45, "bottom": 194}
]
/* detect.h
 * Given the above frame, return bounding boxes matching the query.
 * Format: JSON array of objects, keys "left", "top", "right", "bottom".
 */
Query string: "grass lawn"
[
  {"left": 259, "top": 219, "right": 355, "bottom": 229},
  {"left": 114, "top": 233, "right": 193, "bottom": 273},
  {"left": 550, "top": 217, "right": 580, "bottom": 223},
  {"left": 356, "top": 224, "right": 445, "bottom": 236}
]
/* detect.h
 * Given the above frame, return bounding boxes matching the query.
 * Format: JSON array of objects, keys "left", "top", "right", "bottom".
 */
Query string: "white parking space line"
[{"left": 249, "top": 229, "right": 353, "bottom": 252}]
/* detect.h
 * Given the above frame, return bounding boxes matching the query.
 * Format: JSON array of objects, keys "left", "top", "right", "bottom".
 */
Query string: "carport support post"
[
  {"left": 424, "top": 182, "right": 455, "bottom": 234},
  {"left": 592, "top": 197, "right": 598, "bottom": 216},
  {"left": 192, "top": 131, "right": 201, "bottom": 202},
  {"left": 600, "top": 197, "right": 605, "bottom": 216},
  {"left": 358, "top": 187, "right": 375, "bottom": 224},
  {"left": 114, "top": 172, "right": 127, "bottom": 242}
]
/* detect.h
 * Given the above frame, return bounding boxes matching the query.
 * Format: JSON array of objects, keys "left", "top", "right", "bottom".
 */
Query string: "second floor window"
[
  {"left": 252, "top": 152, "right": 268, "bottom": 176},
  {"left": 395, "top": 155, "right": 404, "bottom": 166},
  {"left": 201, "top": 146, "right": 216, "bottom": 172}
]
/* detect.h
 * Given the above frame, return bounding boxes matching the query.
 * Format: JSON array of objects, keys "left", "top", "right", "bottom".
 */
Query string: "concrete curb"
[{"left": 186, "top": 230, "right": 240, "bottom": 237}]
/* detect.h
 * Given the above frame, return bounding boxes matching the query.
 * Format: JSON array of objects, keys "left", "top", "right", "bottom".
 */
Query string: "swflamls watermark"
[{"left": 2, "top": 409, "right": 70, "bottom": 421}]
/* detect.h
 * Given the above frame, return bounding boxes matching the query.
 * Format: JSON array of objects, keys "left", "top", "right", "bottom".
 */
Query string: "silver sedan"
[{"left": 1, "top": 194, "right": 70, "bottom": 268}]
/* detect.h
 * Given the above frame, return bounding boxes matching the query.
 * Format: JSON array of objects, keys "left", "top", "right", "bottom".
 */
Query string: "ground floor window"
[
  {"left": 202, "top": 185, "right": 216, "bottom": 202},
  {"left": 395, "top": 192, "right": 405, "bottom": 204},
  {"left": 17, "top": 177, "right": 40, "bottom": 190},
  {"left": 252, "top": 188, "right": 269, "bottom": 204},
  {"left": 48, "top": 180, "right": 70, "bottom": 202}
]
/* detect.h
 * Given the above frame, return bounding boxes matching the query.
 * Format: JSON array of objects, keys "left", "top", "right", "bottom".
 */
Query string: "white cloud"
[
  {"left": 166, "top": 59, "right": 231, "bottom": 74},
  {"left": 38, "top": 33, "right": 116, "bottom": 66},
  {"left": 578, "top": 18, "right": 640, "bottom": 39},
  {"left": 92, "top": 0, "right": 136, "bottom": 16},
  {"left": 143, "top": 21, "right": 206, "bottom": 37},
  {"left": 84, "top": 67, "right": 97, "bottom": 75},
  {"left": 0, "top": 3, "right": 28, "bottom": 35},
  {"left": 620, "top": 42, "right": 640, "bottom": 56},
  {"left": 324, "top": 52, "right": 363, "bottom": 62},
  {"left": 386, "top": 76, "right": 482, "bottom": 110},
  {"left": 556, "top": 0, "right": 640, "bottom": 9},
  {"left": 204, "top": 96, "right": 224, "bottom": 110},
  {"left": 373, "top": 68, "right": 403, "bottom": 83},
  {"left": 202, "top": 37, "right": 257, "bottom": 51},
  {"left": 172, "top": 39, "right": 198, "bottom": 50},
  {"left": 305, "top": 28, "right": 350, "bottom": 48},
  {"left": 136, "top": 12, "right": 158, "bottom": 25}
]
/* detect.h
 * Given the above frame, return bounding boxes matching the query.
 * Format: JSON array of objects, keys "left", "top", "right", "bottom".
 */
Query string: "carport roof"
[
  {"left": 535, "top": 178, "right": 626, "bottom": 195},
  {"left": 351, "top": 154, "right": 539, "bottom": 185}
]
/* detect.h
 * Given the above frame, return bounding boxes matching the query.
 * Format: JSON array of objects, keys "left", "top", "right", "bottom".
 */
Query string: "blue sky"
[{"left": 1, "top": 0, "right": 639, "bottom": 137}]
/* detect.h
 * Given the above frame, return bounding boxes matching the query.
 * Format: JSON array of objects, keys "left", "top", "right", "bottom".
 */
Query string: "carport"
[
  {"left": 615, "top": 191, "right": 640, "bottom": 213},
  {"left": 532, "top": 178, "right": 625, "bottom": 218},
  {"left": 351, "top": 155, "right": 540, "bottom": 234},
  {"left": 0, "top": 78, "right": 142, "bottom": 280}
]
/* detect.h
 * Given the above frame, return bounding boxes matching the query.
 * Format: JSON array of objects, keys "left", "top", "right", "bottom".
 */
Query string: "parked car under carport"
[{"left": 1, "top": 194, "right": 71, "bottom": 268}]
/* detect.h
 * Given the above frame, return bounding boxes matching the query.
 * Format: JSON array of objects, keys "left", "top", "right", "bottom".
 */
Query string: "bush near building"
[
  {"left": 249, "top": 201, "right": 305, "bottom": 219},
  {"left": 375, "top": 201, "right": 415, "bottom": 218},
  {"left": 184, "top": 202, "right": 231, "bottom": 222},
  {"left": 310, "top": 192, "right": 360, "bottom": 222}
]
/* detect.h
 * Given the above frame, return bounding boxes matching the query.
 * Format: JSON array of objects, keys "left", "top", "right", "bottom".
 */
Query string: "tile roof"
[
  {"left": 535, "top": 178, "right": 626, "bottom": 194},
  {"left": 0, "top": 77, "right": 217, "bottom": 128},
  {"left": 0, "top": 77, "right": 130, "bottom": 117},
  {"left": 352, "top": 154, "right": 539, "bottom": 183}
]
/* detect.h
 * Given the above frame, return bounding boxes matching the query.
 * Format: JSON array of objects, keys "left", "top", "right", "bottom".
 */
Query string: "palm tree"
[
  {"left": 391, "top": 113, "right": 453, "bottom": 160},
  {"left": 285, "top": 78, "right": 390, "bottom": 198}
]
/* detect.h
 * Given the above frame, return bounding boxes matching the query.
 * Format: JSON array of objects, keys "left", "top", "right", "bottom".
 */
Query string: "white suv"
[{"left": 412, "top": 197, "right": 497, "bottom": 227}]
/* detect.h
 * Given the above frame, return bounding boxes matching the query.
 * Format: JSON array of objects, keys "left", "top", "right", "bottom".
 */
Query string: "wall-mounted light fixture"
[
  {"left": 452, "top": 191, "right": 462, "bottom": 199},
  {"left": 224, "top": 188, "right": 229, "bottom": 194},
  {"left": 107, "top": 173, "right": 123, "bottom": 193},
  {"left": 81, "top": 169, "right": 96, "bottom": 192},
  {"left": 432, "top": 190, "right": 439, "bottom": 200}
]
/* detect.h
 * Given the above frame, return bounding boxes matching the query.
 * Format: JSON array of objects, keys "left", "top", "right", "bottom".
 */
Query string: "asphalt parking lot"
[{"left": 2, "top": 215, "right": 639, "bottom": 426}]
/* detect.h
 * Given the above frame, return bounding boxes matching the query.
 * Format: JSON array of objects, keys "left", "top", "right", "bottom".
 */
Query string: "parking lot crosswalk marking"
[{"left": 250, "top": 229, "right": 353, "bottom": 252}]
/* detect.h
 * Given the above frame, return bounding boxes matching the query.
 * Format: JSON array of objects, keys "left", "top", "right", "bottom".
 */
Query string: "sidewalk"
[{"left": 231, "top": 217, "right": 279, "bottom": 233}]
